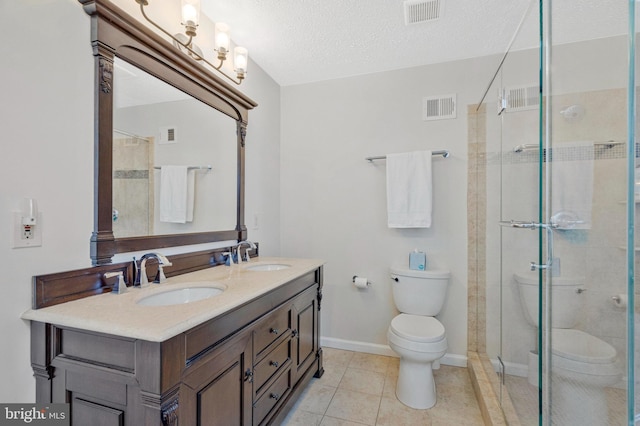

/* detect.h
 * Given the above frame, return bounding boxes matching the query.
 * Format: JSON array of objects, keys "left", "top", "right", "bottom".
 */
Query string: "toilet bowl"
[
  {"left": 388, "top": 267, "right": 450, "bottom": 409},
  {"left": 388, "top": 314, "right": 447, "bottom": 409},
  {"left": 515, "top": 273, "right": 621, "bottom": 425}
]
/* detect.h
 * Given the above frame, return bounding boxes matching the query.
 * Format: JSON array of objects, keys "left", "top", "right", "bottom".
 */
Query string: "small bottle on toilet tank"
[{"left": 409, "top": 249, "right": 426, "bottom": 271}]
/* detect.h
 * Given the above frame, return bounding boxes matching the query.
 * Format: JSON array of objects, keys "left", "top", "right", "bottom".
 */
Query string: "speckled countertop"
[{"left": 21, "top": 257, "right": 324, "bottom": 342}]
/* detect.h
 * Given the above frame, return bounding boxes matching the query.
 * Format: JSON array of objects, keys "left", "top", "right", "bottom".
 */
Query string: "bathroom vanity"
[{"left": 23, "top": 257, "right": 324, "bottom": 426}]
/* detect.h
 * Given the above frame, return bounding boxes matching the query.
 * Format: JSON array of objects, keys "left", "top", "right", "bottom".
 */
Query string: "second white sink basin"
[
  {"left": 243, "top": 263, "right": 291, "bottom": 272},
  {"left": 137, "top": 284, "right": 226, "bottom": 306}
]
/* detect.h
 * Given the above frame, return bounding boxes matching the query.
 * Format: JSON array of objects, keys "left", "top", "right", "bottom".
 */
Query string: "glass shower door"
[{"left": 542, "top": 0, "right": 630, "bottom": 423}]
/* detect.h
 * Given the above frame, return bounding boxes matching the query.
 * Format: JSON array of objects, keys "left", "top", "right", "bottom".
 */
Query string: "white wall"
[
  {"left": 280, "top": 57, "right": 499, "bottom": 360},
  {"left": 0, "top": 0, "right": 281, "bottom": 403}
]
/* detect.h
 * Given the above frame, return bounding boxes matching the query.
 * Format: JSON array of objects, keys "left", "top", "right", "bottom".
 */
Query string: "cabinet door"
[
  {"left": 181, "top": 331, "right": 253, "bottom": 426},
  {"left": 291, "top": 286, "right": 318, "bottom": 384}
]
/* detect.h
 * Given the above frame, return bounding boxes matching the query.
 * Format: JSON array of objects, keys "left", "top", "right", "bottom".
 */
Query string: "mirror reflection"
[{"left": 112, "top": 58, "right": 237, "bottom": 239}]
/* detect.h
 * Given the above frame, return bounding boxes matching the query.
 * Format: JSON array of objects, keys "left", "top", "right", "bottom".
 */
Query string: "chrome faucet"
[
  {"left": 235, "top": 240, "right": 256, "bottom": 263},
  {"left": 135, "top": 252, "right": 172, "bottom": 286}
]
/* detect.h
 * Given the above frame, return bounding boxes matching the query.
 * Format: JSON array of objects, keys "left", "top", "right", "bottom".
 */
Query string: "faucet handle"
[
  {"left": 243, "top": 247, "right": 253, "bottom": 262},
  {"left": 105, "top": 271, "right": 127, "bottom": 294},
  {"left": 155, "top": 262, "right": 172, "bottom": 283}
]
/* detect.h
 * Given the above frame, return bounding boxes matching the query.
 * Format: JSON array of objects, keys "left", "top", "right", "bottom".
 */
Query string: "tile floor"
[{"left": 282, "top": 348, "right": 485, "bottom": 426}]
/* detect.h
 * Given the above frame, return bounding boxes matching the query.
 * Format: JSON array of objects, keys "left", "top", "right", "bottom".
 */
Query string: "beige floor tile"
[
  {"left": 428, "top": 379, "right": 484, "bottom": 425},
  {"left": 295, "top": 380, "right": 338, "bottom": 415},
  {"left": 382, "top": 373, "right": 398, "bottom": 399},
  {"left": 318, "top": 362, "right": 348, "bottom": 387},
  {"left": 375, "top": 396, "right": 432, "bottom": 426},
  {"left": 339, "top": 368, "right": 385, "bottom": 396},
  {"left": 281, "top": 409, "right": 324, "bottom": 426},
  {"left": 325, "top": 388, "right": 381, "bottom": 425},
  {"left": 320, "top": 416, "right": 369, "bottom": 426},
  {"left": 348, "top": 352, "right": 391, "bottom": 375},
  {"left": 323, "top": 348, "right": 355, "bottom": 367}
]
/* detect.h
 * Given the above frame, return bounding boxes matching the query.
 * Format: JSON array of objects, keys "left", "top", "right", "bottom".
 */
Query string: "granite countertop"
[{"left": 21, "top": 257, "right": 324, "bottom": 342}]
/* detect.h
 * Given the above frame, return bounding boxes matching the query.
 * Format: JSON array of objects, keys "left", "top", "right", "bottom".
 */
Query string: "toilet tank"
[
  {"left": 514, "top": 272, "right": 585, "bottom": 328},
  {"left": 389, "top": 266, "right": 450, "bottom": 316}
]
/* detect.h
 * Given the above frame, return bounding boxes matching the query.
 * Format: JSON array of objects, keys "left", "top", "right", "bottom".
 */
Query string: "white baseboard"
[{"left": 320, "top": 336, "right": 467, "bottom": 368}]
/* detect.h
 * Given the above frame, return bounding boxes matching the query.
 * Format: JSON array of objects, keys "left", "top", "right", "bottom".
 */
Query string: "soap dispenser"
[{"left": 105, "top": 271, "right": 127, "bottom": 294}]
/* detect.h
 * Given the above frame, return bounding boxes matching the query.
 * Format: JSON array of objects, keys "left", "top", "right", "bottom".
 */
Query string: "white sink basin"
[
  {"left": 243, "top": 263, "right": 291, "bottom": 272},
  {"left": 137, "top": 284, "right": 226, "bottom": 306}
]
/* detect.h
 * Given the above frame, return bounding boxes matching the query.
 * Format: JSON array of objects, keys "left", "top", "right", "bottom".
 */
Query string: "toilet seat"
[
  {"left": 388, "top": 314, "right": 447, "bottom": 353},
  {"left": 390, "top": 314, "right": 445, "bottom": 342}
]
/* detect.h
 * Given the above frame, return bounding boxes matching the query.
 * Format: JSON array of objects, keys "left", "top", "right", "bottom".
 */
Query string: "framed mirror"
[{"left": 81, "top": 0, "right": 257, "bottom": 265}]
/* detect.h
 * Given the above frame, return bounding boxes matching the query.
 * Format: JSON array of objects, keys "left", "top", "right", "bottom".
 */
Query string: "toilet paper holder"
[{"left": 352, "top": 275, "right": 371, "bottom": 288}]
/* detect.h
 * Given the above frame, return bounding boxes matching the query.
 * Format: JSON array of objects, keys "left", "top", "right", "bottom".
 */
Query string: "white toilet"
[
  {"left": 515, "top": 273, "right": 621, "bottom": 425},
  {"left": 387, "top": 266, "right": 450, "bottom": 409}
]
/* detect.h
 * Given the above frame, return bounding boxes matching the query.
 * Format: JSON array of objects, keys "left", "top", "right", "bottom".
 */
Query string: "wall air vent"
[
  {"left": 159, "top": 126, "right": 177, "bottom": 144},
  {"left": 404, "top": 0, "right": 442, "bottom": 25},
  {"left": 423, "top": 94, "right": 456, "bottom": 121},
  {"left": 504, "top": 85, "right": 539, "bottom": 112}
]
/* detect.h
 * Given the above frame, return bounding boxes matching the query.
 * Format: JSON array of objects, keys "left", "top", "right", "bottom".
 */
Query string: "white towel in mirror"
[
  {"left": 160, "top": 165, "right": 195, "bottom": 223},
  {"left": 386, "top": 150, "right": 433, "bottom": 228}
]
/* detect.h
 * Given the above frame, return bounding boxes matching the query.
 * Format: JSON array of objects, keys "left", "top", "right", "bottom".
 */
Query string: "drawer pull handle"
[
  {"left": 270, "top": 361, "right": 279, "bottom": 368},
  {"left": 244, "top": 368, "right": 254, "bottom": 383},
  {"left": 270, "top": 393, "right": 280, "bottom": 401},
  {"left": 270, "top": 328, "right": 279, "bottom": 335}
]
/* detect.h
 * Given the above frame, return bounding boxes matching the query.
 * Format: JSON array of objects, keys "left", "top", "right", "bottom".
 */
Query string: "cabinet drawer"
[
  {"left": 253, "top": 368, "right": 292, "bottom": 426},
  {"left": 254, "top": 304, "right": 291, "bottom": 357},
  {"left": 254, "top": 337, "right": 291, "bottom": 395}
]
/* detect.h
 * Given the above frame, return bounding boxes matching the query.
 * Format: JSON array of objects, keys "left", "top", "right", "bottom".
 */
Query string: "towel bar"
[{"left": 366, "top": 150, "right": 450, "bottom": 162}]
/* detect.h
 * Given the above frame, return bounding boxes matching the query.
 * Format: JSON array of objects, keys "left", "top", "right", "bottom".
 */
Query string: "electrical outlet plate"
[{"left": 12, "top": 212, "right": 42, "bottom": 248}]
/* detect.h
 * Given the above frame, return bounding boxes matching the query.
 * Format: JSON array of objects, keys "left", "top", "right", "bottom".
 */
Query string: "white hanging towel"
[
  {"left": 550, "top": 141, "right": 594, "bottom": 229},
  {"left": 386, "top": 150, "right": 433, "bottom": 228},
  {"left": 159, "top": 165, "right": 195, "bottom": 223}
]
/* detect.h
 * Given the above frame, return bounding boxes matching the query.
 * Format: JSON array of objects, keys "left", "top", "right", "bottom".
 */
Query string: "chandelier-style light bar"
[{"left": 135, "top": 0, "right": 248, "bottom": 85}]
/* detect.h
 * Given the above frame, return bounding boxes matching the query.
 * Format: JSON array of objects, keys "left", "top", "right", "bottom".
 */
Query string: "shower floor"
[{"left": 506, "top": 375, "right": 627, "bottom": 425}]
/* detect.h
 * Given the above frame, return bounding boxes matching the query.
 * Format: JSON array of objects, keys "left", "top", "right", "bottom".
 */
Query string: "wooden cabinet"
[{"left": 30, "top": 267, "right": 324, "bottom": 426}]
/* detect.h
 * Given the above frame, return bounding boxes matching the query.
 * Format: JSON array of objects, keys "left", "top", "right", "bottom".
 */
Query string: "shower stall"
[{"left": 470, "top": 1, "right": 638, "bottom": 424}]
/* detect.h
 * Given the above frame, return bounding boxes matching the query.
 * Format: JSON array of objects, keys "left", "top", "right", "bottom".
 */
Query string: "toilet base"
[{"left": 396, "top": 358, "right": 437, "bottom": 409}]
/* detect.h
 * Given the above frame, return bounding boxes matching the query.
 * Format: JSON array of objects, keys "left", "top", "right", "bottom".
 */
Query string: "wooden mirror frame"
[{"left": 80, "top": 0, "right": 257, "bottom": 265}]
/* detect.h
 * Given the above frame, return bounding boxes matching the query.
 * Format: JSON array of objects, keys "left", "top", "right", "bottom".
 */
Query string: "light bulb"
[{"left": 234, "top": 47, "right": 248, "bottom": 79}]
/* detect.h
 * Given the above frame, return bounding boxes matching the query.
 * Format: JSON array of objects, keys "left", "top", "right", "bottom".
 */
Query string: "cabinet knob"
[
  {"left": 270, "top": 393, "right": 280, "bottom": 401},
  {"left": 270, "top": 360, "right": 279, "bottom": 368},
  {"left": 244, "top": 368, "right": 254, "bottom": 383},
  {"left": 291, "top": 329, "right": 299, "bottom": 338},
  {"left": 270, "top": 328, "right": 279, "bottom": 335}
]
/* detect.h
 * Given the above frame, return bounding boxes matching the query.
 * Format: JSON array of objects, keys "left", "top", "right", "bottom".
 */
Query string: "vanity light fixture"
[{"left": 135, "top": 0, "right": 248, "bottom": 85}]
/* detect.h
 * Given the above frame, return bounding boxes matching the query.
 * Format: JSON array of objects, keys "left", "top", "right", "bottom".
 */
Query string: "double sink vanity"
[
  {"left": 23, "top": 257, "right": 324, "bottom": 425},
  {"left": 22, "top": 1, "right": 327, "bottom": 424}
]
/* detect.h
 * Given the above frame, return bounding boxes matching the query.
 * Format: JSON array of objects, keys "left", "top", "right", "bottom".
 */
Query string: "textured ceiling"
[{"left": 199, "top": 0, "right": 627, "bottom": 87}]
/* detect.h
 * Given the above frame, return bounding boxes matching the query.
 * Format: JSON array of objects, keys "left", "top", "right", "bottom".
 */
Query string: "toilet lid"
[
  {"left": 390, "top": 314, "right": 445, "bottom": 343},
  {"left": 551, "top": 329, "right": 617, "bottom": 364}
]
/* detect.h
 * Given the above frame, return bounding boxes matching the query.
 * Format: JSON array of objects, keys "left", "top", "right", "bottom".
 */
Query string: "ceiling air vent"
[
  {"left": 504, "top": 85, "right": 539, "bottom": 112},
  {"left": 423, "top": 94, "right": 456, "bottom": 121},
  {"left": 404, "top": 0, "right": 442, "bottom": 25}
]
